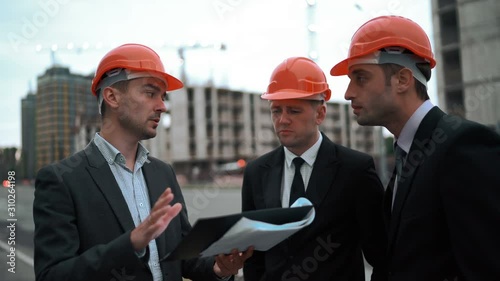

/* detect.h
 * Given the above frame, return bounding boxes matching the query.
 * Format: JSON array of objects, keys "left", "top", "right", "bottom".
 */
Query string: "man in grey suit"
[
  {"left": 33, "top": 43, "right": 252, "bottom": 281},
  {"left": 330, "top": 15, "right": 500, "bottom": 280},
  {"left": 242, "top": 57, "right": 388, "bottom": 281}
]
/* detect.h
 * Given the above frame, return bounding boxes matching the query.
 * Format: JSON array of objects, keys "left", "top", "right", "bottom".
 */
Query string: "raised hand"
[{"left": 130, "top": 187, "right": 182, "bottom": 251}]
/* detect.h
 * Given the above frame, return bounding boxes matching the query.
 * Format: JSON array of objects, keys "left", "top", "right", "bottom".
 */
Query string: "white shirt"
[
  {"left": 281, "top": 133, "right": 323, "bottom": 207},
  {"left": 392, "top": 100, "right": 434, "bottom": 209}
]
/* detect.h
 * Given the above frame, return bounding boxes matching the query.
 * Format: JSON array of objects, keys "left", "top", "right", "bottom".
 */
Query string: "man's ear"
[
  {"left": 395, "top": 68, "right": 413, "bottom": 92},
  {"left": 315, "top": 103, "right": 327, "bottom": 125},
  {"left": 102, "top": 87, "right": 120, "bottom": 111}
]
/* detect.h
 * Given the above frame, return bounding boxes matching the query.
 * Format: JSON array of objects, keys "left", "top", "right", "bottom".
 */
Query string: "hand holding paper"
[
  {"left": 161, "top": 197, "right": 315, "bottom": 261},
  {"left": 213, "top": 247, "right": 254, "bottom": 278},
  {"left": 200, "top": 197, "right": 315, "bottom": 257}
]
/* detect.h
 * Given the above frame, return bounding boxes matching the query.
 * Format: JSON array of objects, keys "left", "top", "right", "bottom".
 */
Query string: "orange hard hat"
[
  {"left": 262, "top": 57, "right": 331, "bottom": 101},
  {"left": 330, "top": 15, "right": 436, "bottom": 76},
  {"left": 91, "top": 43, "right": 183, "bottom": 95}
]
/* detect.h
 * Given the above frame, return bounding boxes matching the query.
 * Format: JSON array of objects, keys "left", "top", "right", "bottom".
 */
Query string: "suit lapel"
[
  {"left": 306, "top": 134, "right": 339, "bottom": 208},
  {"left": 142, "top": 159, "right": 168, "bottom": 258},
  {"left": 383, "top": 168, "right": 397, "bottom": 229},
  {"left": 261, "top": 148, "right": 285, "bottom": 209},
  {"left": 388, "top": 107, "right": 445, "bottom": 247},
  {"left": 85, "top": 142, "right": 171, "bottom": 262},
  {"left": 142, "top": 160, "right": 164, "bottom": 209},
  {"left": 287, "top": 135, "right": 339, "bottom": 253},
  {"left": 84, "top": 142, "right": 136, "bottom": 232},
  {"left": 260, "top": 135, "right": 340, "bottom": 209}
]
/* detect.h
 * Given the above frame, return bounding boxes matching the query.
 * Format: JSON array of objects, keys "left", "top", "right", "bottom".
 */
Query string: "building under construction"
[
  {"left": 34, "top": 66, "right": 98, "bottom": 172},
  {"left": 432, "top": 0, "right": 500, "bottom": 132},
  {"left": 143, "top": 84, "right": 380, "bottom": 182}
]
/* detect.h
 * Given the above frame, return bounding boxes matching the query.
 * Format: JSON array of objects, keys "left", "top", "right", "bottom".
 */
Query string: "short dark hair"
[
  {"left": 308, "top": 99, "right": 325, "bottom": 108},
  {"left": 100, "top": 80, "right": 130, "bottom": 118},
  {"left": 379, "top": 63, "right": 430, "bottom": 101},
  {"left": 110, "top": 80, "right": 130, "bottom": 93}
]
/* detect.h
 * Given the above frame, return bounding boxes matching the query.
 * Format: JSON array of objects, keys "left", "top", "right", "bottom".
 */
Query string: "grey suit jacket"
[{"left": 34, "top": 141, "right": 219, "bottom": 281}]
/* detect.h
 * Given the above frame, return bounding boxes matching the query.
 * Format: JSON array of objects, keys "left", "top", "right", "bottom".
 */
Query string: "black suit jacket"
[
  {"left": 33, "top": 141, "right": 220, "bottom": 281},
  {"left": 242, "top": 133, "right": 388, "bottom": 281},
  {"left": 385, "top": 107, "right": 500, "bottom": 281}
]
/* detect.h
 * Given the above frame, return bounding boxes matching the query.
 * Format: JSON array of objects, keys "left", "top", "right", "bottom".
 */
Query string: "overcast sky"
[{"left": 0, "top": 0, "right": 434, "bottom": 147}]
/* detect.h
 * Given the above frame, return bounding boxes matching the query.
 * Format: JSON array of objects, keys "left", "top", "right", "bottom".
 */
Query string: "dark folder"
[{"left": 161, "top": 205, "right": 313, "bottom": 261}]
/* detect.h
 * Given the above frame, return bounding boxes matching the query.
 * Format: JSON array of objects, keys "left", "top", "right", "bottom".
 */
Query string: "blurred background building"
[
  {"left": 19, "top": 65, "right": 380, "bottom": 183},
  {"left": 33, "top": 66, "right": 99, "bottom": 172},
  {"left": 20, "top": 92, "right": 36, "bottom": 180},
  {"left": 0, "top": 147, "right": 17, "bottom": 182},
  {"left": 142, "top": 84, "right": 380, "bottom": 183},
  {"left": 14, "top": 0, "right": 500, "bottom": 183},
  {"left": 432, "top": 0, "right": 500, "bottom": 132}
]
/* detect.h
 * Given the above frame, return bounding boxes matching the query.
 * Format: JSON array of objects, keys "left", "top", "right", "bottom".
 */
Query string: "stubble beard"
[
  {"left": 120, "top": 113, "right": 157, "bottom": 141},
  {"left": 355, "top": 114, "right": 374, "bottom": 126}
]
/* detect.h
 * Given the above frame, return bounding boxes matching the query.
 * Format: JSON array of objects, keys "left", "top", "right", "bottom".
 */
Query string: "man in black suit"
[
  {"left": 33, "top": 43, "right": 252, "bottom": 281},
  {"left": 330, "top": 15, "right": 500, "bottom": 281},
  {"left": 242, "top": 57, "right": 388, "bottom": 281}
]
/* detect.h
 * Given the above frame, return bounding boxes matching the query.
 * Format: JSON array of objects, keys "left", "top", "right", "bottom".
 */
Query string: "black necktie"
[
  {"left": 394, "top": 143, "right": 407, "bottom": 180},
  {"left": 290, "top": 157, "right": 306, "bottom": 206},
  {"left": 392, "top": 143, "right": 407, "bottom": 209}
]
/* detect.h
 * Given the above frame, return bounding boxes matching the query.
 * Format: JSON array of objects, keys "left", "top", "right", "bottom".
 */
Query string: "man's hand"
[
  {"left": 213, "top": 247, "right": 254, "bottom": 278},
  {"left": 130, "top": 187, "right": 182, "bottom": 251}
]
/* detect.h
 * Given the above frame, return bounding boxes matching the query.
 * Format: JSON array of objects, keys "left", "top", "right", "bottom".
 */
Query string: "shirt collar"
[
  {"left": 284, "top": 132, "right": 323, "bottom": 168},
  {"left": 396, "top": 100, "right": 434, "bottom": 153},
  {"left": 93, "top": 133, "right": 150, "bottom": 166}
]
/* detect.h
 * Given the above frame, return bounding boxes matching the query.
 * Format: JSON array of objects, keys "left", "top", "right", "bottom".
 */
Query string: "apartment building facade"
[{"left": 432, "top": 0, "right": 500, "bottom": 132}]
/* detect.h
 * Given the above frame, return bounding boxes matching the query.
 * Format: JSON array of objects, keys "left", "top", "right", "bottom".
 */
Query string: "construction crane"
[
  {"left": 35, "top": 41, "right": 226, "bottom": 83},
  {"left": 305, "top": 0, "right": 318, "bottom": 61},
  {"left": 176, "top": 42, "right": 227, "bottom": 84},
  {"left": 34, "top": 42, "right": 103, "bottom": 66}
]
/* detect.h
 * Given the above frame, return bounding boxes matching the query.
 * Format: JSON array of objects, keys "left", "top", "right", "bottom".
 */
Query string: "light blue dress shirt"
[{"left": 94, "top": 133, "right": 163, "bottom": 281}]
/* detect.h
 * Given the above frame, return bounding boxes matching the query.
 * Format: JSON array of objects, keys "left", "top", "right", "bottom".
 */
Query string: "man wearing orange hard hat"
[
  {"left": 242, "top": 57, "right": 388, "bottom": 281},
  {"left": 331, "top": 15, "right": 500, "bottom": 280},
  {"left": 33, "top": 43, "right": 252, "bottom": 281}
]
